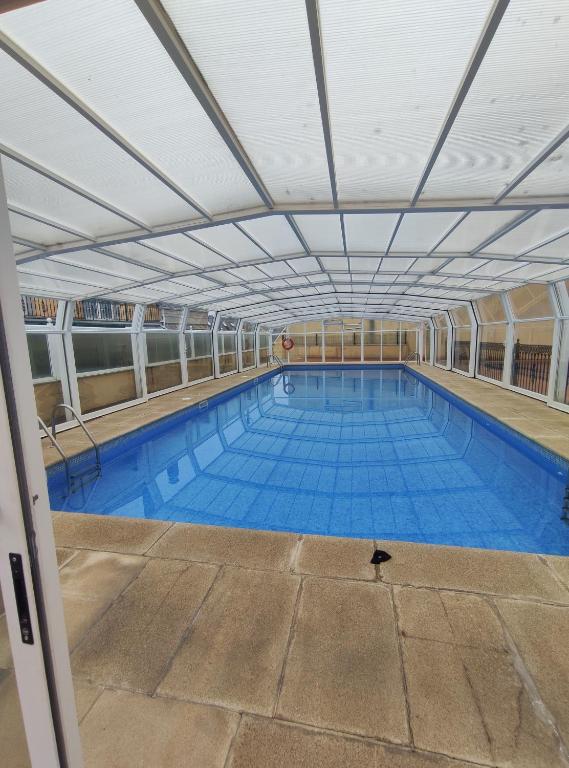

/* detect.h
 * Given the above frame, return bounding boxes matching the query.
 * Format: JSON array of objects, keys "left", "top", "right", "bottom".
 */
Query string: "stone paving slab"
[
  {"left": 227, "top": 717, "right": 474, "bottom": 768},
  {"left": 378, "top": 540, "right": 569, "bottom": 603},
  {"left": 80, "top": 689, "right": 239, "bottom": 768},
  {"left": 52, "top": 511, "right": 171, "bottom": 554},
  {"left": 293, "top": 534, "right": 376, "bottom": 580},
  {"left": 147, "top": 521, "right": 298, "bottom": 571},
  {"left": 496, "top": 599, "right": 569, "bottom": 747},
  {"left": 158, "top": 566, "right": 300, "bottom": 714},
  {"left": 276, "top": 578, "right": 408, "bottom": 743},
  {"left": 72, "top": 558, "right": 218, "bottom": 693}
]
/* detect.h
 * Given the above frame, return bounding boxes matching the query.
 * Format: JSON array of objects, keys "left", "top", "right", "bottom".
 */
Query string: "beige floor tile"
[
  {"left": 80, "top": 689, "right": 238, "bottom": 768},
  {"left": 394, "top": 586, "right": 506, "bottom": 649},
  {"left": 59, "top": 549, "right": 146, "bottom": 600},
  {"left": 497, "top": 599, "right": 569, "bottom": 745},
  {"left": 294, "top": 535, "right": 375, "bottom": 580},
  {"left": 63, "top": 595, "right": 118, "bottom": 652},
  {"left": 56, "top": 547, "right": 77, "bottom": 568},
  {"left": 544, "top": 555, "right": 569, "bottom": 591},
  {"left": 0, "top": 615, "right": 12, "bottom": 669},
  {"left": 228, "top": 717, "right": 472, "bottom": 768},
  {"left": 72, "top": 558, "right": 218, "bottom": 693},
  {"left": 158, "top": 567, "right": 300, "bottom": 714},
  {"left": 379, "top": 540, "right": 569, "bottom": 602},
  {"left": 403, "top": 637, "right": 564, "bottom": 767},
  {"left": 276, "top": 579, "right": 408, "bottom": 743},
  {"left": 148, "top": 522, "right": 298, "bottom": 571},
  {"left": 53, "top": 512, "right": 171, "bottom": 554}
]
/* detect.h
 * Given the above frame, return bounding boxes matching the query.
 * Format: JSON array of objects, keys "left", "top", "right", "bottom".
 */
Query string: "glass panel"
[
  {"left": 363, "top": 332, "right": 381, "bottom": 361},
  {"left": 452, "top": 326, "right": 471, "bottom": 372},
  {"left": 258, "top": 331, "right": 271, "bottom": 365},
  {"left": 508, "top": 284, "right": 553, "bottom": 320},
  {"left": 144, "top": 304, "right": 183, "bottom": 330},
  {"left": 145, "top": 332, "right": 182, "bottom": 394},
  {"left": 27, "top": 333, "right": 65, "bottom": 423},
  {"left": 217, "top": 333, "right": 237, "bottom": 374},
  {"left": 478, "top": 324, "right": 506, "bottom": 382},
  {"left": 72, "top": 333, "right": 136, "bottom": 413},
  {"left": 186, "top": 309, "right": 214, "bottom": 330},
  {"left": 435, "top": 327, "right": 448, "bottom": 365},
  {"left": 476, "top": 293, "right": 506, "bottom": 323},
  {"left": 21, "top": 294, "right": 60, "bottom": 325},
  {"left": 185, "top": 332, "right": 213, "bottom": 382},
  {"left": 422, "top": 324, "right": 431, "bottom": 363},
  {"left": 73, "top": 299, "right": 135, "bottom": 327},
  {"left": 554, "top": 320, "right": 569, "bottom": 406},
  {"left": 381, "top": 330, "right": 400, "bottom": 361},
  {"left": 324, "top": 333, "right": 342, "bottom": 362},
  {"left": 288, "top": 335, "right": 306, "bottom": 362},
  {"left": 401, "top": 330, "right": 418, "bottom": 361},
  {"left": 305, "top": 328, "right": 323, "bottom": 362},
  {"left": 342, "top": 330, "right": 361, "bottom": 361},
  {"left": 241, "top": 332, "right": 256, "bottom": 368},
  {"left": 511, "top": 321, "right": 554, "bottom": 395},
  {"left": 450, "top": 306, "right": 471, "bottom": 326}
]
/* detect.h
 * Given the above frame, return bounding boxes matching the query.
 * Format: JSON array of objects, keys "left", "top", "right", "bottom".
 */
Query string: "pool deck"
[
  {"left": 2, "top": 519, "right": 569, "bottom": 767},
  {"left": 3, "top": 363, "right": 568, "bottom": 766}
]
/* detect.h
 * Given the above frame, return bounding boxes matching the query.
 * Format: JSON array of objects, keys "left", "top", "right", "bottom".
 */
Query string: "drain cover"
[{"left": 370, "top": 549, "right": 392, "bottom": 565}]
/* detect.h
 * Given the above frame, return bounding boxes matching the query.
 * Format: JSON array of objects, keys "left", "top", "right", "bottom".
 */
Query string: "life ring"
[{"left": 282, "top": 337, "right": 294, "bottom": 351}]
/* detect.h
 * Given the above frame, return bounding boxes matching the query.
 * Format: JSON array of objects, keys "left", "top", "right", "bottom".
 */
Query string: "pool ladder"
[
  {"left": 403, "top": 352, "right": 420, "bottom": 368},
  {"left": 38, "top": 403, "right": 102, "bottom": 495},
  {"left": 267, "top": 353, "right": 285, "bottom": 370}
]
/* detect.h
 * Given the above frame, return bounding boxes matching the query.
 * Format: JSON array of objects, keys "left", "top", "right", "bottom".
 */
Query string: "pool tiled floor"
[{"left": 2, "top": 517, "right": 569, "bottom": 767}]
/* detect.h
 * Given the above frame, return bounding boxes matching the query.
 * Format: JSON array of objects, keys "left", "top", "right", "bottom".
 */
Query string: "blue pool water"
[{"left": 48, "top": 367, "right": 569, "bottom": 555}]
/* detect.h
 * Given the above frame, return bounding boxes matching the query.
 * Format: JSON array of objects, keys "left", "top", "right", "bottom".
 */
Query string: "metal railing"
[
  {"left": 38, "top": 416, "right": 71, "bottom": 492},
  {"left": 403, "top": 352, "right": 420, "bottom": 368},
  {"left": 267, "top": 353, "right": 284, "bottom": 369},
  {"left": 50, "top": 404, "right": 102, "bottom": 493},
  {"left": 511, "top": 342, "right": 552, "bottom": 396}
]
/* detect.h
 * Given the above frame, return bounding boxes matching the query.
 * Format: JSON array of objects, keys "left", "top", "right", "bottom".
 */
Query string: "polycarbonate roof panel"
[
  {"left": 163, "top": 0, "right": 331, "bottom": 204},
  {"left": 238, "top": 217, "right": 302, "bottom": 257},
  {"left": 3, "top": 156, "right": 132, "bottom": 238},
  {"left": 0, "top": 49, "right": 197, "bottom": 227},
  {"left": 319, "top": 0, "right": 493, "bottom": 201},
  {"left": 481, "top": 210, "right": 569, "bottom": 255},
  {"left": 525, "top": 233, "right": 569, "bottom": 261},
  {"left": 192, "top": 225, "right": 267, "bottom": 263},
  {"left": 104, "top": 242, "right": 191, "bottom": 274},
  {"left": 293, "top": 215, "right": 343, "bottom": 251},
  {"left": 436, "top": 211, "right": 523, "bottom": 253},
  {"left": 18, "top": 258, "right": 131, "bottom": 289},
  {"left": 513, "top": 137, "right": 569, "bottom": 198},
  {"left": 17, "top": 272, "right": 105, "bottom": 298},
  {"left": 343, "top": 214, "right": 400, "bottom": 251},
  {"left": 9, "top": 211, "right": 80, "bottom": 247},
  {"left": 147, "top": 234, "right": 232, "bottom": 269},
  {"left": 51, "top": 250, "right": 162, "bottom": 281},
  {"left": 390, "top": 212, "right": 462, "bottom": 252},
  {"left": 421, "top": 0, "right": 569, "bottom": 200},
  {"left": 0, "top": 0, "right": 261, "bottom": 215}
]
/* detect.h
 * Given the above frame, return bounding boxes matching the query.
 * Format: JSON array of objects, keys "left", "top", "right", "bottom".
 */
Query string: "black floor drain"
[{"left": 370, "top": 549, "right": 391, "bottom": 565}]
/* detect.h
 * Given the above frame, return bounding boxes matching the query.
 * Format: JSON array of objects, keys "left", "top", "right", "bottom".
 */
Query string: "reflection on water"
[{"left": 49, "top": 369, "right": 569, "bottom": 554}]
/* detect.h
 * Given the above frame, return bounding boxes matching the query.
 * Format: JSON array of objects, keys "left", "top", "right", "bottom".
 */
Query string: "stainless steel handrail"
[
  {"left": 51, "top": 404, "right": 101, "bottom": 472},
  {"left": 403, "top": 352, "right": 420, "bottom": 368},
  {"left": 268, "top": 353, "right": 284, "bottom": 368},
  {"left": 38, "top": 416, "right": 71, "bottom": 491}
]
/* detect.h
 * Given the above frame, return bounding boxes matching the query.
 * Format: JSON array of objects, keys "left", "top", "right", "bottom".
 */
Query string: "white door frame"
[{"left": 0, "top": 160, "right": 83, "bottom": 766}]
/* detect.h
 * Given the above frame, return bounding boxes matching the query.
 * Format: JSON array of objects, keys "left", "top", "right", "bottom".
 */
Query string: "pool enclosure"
[{"left": 1, "top": 0, "right": 569, "bottom": 765}]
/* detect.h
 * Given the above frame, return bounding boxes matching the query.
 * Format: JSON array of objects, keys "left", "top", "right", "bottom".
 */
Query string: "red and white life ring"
[{"left": 282, "top": 337, "right": 295, "bottom": 351}]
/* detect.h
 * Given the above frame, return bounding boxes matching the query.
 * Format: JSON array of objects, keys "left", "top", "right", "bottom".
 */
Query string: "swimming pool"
[{"left": 48, "top": 366, "right": 569, "bottom": 555}]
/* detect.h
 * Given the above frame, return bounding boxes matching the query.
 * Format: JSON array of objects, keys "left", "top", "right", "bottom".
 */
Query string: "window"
[
  {"left": 185, "top": 331, "right": 213, "bottom": 382},
  {"left": 433, "top": 314, "right": 448, "bottom": 367},
  {"left": 476, "top": 294, "right": 507, "bottom": 382},
  {"left": 73, "top": 299, "right": 134, "bottom": 328},
  {"left": 72, "top": 333, "right": 137, "bottom": 413},
  {"left": 450, "top": 307, "right": 471, "bottom": 373},
  {"left": 508, "top": 285, "right": 555, "bottom": 396},
  {"left": 26, "top": 333, "right": 65, "bottom": 423},
  {"left": 145, "top": 332, "right": 182, "bottom": 393},
  {"left": 508, "top": 284, "right": 553, "bottom": 320},
  {"left": 241, "top": 322, "right": 256, "bottom": 368}
]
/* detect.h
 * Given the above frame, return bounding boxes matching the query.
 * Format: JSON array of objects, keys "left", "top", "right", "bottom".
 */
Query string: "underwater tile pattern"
[{"left": 48, "top": 369, "right": 569, "bottom": 555}]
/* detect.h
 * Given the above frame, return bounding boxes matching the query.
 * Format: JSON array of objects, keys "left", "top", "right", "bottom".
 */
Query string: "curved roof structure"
[{"left": 2, "top": 0, "right": 569, "bottom": 325}]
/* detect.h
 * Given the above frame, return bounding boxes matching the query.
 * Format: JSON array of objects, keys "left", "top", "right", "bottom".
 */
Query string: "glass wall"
[
  {"left": 342, "top": 320, "right": 362, "bottom": 361},
  {"left": 323, "top": 321, "right": 342, "bottom": 362},
  {"left": 241, "top": 321, "right": 256, "bottom": 369},
  {"left": 258, "top": 330, "right": 271, "bottom": 365},
  {"left": 73, "top": 332, "right": 137, "bottom": 413},
  {"left": 421, "top": 322, "right": 432, "bottom": 363},
  {"left": 217, "top": 316, "right": 238, "bottom": 375},
  {"left": 400, "top": 321, "right": 418, "bottom": 361},
  {"left": 27, "top": 332, "right": 65, "bottom": 422},
  {"left": 554, "top": 281, "right": 569, "bottom": 407},
  {"left": 450, "top": 306, "right": 472, "bottom": 373},
  {"left": 433, "top": 314, "right": 448, "bottom": 367},
  {"left": 476, "top": 293, "right": 507, "bottom": 382},
  {"left": 144, "top": 304, "right": 183, "bottom": 394},
  {"left": 186, "top": 310, "right": 214, "bottom": 382},
  {"left": 508, "top": 285, "right": 554, "bottom": 396}
]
